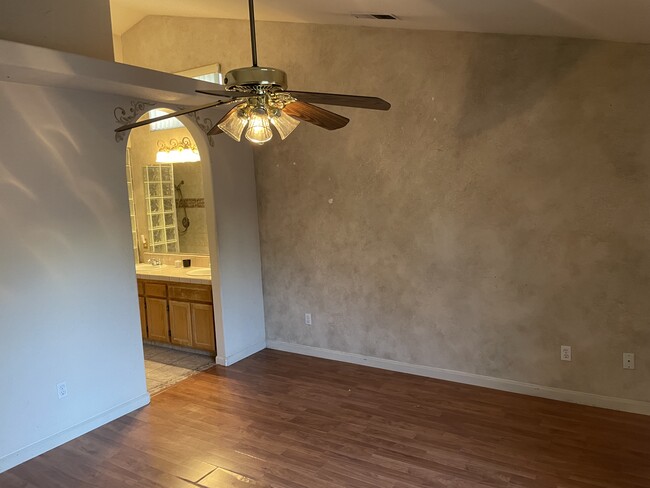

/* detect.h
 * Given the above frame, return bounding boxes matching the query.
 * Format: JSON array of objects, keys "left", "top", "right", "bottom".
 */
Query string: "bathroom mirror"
[{"left": 126, "top": 110, "right": 209, "bottom": 256}]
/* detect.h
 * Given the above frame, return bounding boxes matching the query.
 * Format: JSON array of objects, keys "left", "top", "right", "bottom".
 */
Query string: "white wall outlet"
[
  {"left": 623, "top": 353, "right": 635, "bottom": 370},
  {"left": 57, "top": 382, "right": 68, "bottom": 399},
  {"left": 561, "top": 345, "right": 572, "bottom": 361},
  {"left": 304, "top": 313, "right": 312, "bottom": 326}
]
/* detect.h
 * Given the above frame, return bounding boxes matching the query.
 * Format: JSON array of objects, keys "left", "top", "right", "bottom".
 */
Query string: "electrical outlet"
[
  {"left": 304, "top": 313, "right": 312, "bottom": 326},
  {"left": 623, "top": 353, "right": 635, "bottom": 370},
  {"left": 57, "top": 382, "right": 68, "bottom": 399},
  {"left": 561, "top": 345, "right": 572, "bottom": 361}
]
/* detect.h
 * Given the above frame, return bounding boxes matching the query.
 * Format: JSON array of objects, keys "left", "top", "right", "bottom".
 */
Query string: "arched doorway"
[{"left": 125, "top": 108, "right": 219, "bottom": 395}]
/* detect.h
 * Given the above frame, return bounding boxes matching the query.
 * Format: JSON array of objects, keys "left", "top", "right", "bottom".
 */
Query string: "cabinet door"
[
  {"left": 191, "top": 303, "right": 215, "bottom": 353},
  {"left": 169, "top": 300, "right": 193, "bottom": 347},
  {"left": 146, "top": 297, "right": 169, "bottom": 343},
  {"left": 139, "top": 296, "right": 147, "bottom": 339}
]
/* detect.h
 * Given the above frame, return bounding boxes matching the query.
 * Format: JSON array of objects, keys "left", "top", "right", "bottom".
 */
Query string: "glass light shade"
[
  {"left": 155, "top": 151, "right": 170, "bottom": 163},
  {"left": 218, "top": 109, "right": 248, "bottom": 142},
  {"left": 156, "top": 148, "right": 200, "bottom": 163},
  {"left": 270, "top": 110, "right": 300, "bottom": 140},
  {"left": 245, "top": 108, "right": 273, "bottom": 144},
  {"left": 179, "top": 148, "right": 200, "bottom": 162}
]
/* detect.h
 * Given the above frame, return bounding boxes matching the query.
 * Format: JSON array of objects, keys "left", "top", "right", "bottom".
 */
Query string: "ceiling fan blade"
[
  {"left": 207, "top": 103, "right": 245, "bottom": 136},
  {"left": 283, "top": 101, "right": 349, "bottom": 130},
  {"left": 287, "top": 91, "right": 390, "bottom": 111},
  {"left": 196, "top": 89, "right": 244, "bottom": 99},
  {"left": 114, "top": 100, "right": 235, "bottom": 133}
]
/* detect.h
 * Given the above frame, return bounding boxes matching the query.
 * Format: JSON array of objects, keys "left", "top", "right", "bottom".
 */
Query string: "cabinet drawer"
[
  {"left": 168, "top": 284, "right": 212, "bottom": 303},
  {"left": 137, "top": 280, "right": 144, "bottom": 296},
  {"left": 144, "top": 282, "right": 167, "bottom": 298}
]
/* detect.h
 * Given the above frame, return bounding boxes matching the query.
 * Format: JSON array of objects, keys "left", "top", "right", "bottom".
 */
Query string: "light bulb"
[
  {"left": 218, "top": 108, "right": 248, "bottom": 142},
  {"left": 270, "top": 109, "right": 300, "bottom": 140},
  {"left": 245, "top": 108, "right": 273, "bottom": 144}
]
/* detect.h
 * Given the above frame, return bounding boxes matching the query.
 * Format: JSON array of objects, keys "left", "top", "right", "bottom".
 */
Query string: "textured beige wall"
[
  {"left": 113, "top": 34, "right": 124, "bottom": 63},
  {"left": 122, "top": 17, "right": 650, "bottom": 402},
  {"left": 0, "top": 0, "right": 113, "bottom": 60}
]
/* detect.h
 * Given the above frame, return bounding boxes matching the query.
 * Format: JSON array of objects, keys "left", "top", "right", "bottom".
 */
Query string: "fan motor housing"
[{"left": 224, "top": 66, "right": 288, "bottom": 91}]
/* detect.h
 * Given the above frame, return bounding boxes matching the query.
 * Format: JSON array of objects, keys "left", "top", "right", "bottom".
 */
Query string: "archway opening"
[{"left": 125, "top": 108, "right": 218, "bottom": 395}]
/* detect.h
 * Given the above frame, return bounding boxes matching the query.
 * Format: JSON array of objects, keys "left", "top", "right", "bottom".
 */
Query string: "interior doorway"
[{"left": 125, "top": 108, "right": 219, "bottom": 395}]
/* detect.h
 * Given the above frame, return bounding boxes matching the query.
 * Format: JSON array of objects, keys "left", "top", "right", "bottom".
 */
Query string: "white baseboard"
[
  {"left": 267, "top": 341, "right": 650, "bottom": 417},
  {"left": 217, "top": 340, "right": 267, "bottom": 366},
  {"left": 0, "top": 393, "right": 150, "bottom": 474}
]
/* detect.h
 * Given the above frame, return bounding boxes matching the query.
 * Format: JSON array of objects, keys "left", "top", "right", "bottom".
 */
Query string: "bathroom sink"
[
  {"left": 136, "top": 263, "right": 169, "bottom": 271},
  {"left": 186, "top": 267, "right": 211, "bottom": 276}
]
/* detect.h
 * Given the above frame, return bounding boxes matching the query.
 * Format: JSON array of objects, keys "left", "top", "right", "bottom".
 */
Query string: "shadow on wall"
[
  {"left": 409, "top": 0, "right": 598, "bottom": 40},
  {"left": 373, "top": 1, "right": 597, "bottom": 139},
  {"left": 0, "top": 87, "right": 120, "bottom": 279},
  {"left": 455, "top": 36, "right": 594, "bottom": 139},
  {"left": 445, "top": 0, "right": 599, "bottom": 140}
]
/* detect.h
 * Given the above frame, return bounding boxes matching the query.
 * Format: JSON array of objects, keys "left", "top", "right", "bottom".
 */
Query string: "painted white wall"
[
  {"left": 191, "top": 112, "right": 267, "bottom": 366},
  {"left": 0, "top": 0, "right": 114, "bottom": 61},
  {"left": 0, "top": 39, "right": 266, "bottom": 472},
  {"left": 0, "top": 81, "right": 148, "bottom": 472},
  {"left": 171, "top": 111, "right": 267, "bottom": 366}
]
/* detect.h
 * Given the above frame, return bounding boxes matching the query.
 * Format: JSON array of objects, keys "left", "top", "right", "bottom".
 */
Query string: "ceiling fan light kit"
[
  {"left": 215, "top": 87, "right": 300, "bottom": 144},
  {"left": 115, "top": 0, "right": 390, "bottom": 145}
]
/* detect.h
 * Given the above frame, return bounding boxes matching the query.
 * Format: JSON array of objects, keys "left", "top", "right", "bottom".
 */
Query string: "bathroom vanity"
[{"left": 136, "top": 266, "right": 215, "bottom": 354}]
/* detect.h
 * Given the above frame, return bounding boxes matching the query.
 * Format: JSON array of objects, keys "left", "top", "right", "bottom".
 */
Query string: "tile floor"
[{"left": 143, "top": 343, "right": 215, "bottom": 395}]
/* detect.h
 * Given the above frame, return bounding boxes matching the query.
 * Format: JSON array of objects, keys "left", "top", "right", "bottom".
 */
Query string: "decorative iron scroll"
[
  {"left": 190, "top": 112, "right": 216, "bottom": 147},
  {"left": 113, "top": 100, "right": 155, "bottom": 142},
  {"left": 113, "top": 100, "right": 215, "bottom": 146}
]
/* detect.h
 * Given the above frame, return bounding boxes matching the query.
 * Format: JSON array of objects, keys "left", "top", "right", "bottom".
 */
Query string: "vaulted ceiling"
[{"left": 110, "top": 0, "right": 650, "bottom": 44}]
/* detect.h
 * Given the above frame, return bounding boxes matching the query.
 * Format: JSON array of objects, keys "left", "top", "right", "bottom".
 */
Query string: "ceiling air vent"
[{"left": 353, "top": 14, "right": 399, "bottom": 20}]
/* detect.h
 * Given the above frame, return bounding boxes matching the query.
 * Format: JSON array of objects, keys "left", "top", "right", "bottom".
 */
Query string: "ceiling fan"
[{"left": 115, "top": 0, "right": 390, "bottom": 145}]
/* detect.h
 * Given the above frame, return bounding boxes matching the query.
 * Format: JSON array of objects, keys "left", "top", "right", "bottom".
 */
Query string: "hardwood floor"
[{"left": 3, "top": 349, "right": 650, "bottom": 487}]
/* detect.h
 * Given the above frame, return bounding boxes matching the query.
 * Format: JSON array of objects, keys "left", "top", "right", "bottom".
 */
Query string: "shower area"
[
  {"left": 139, "top": 163, "right": 208, "bottom": 255},
  {"left": 127, "top": 115, "right": 212, "bottom": 259},
  {"left": 169, "top": 163, "right": 209, "bottom": 254}
]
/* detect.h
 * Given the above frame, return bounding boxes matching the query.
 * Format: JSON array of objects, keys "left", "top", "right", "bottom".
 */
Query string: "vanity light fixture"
[{"left": 155, "top": 137, "right": 201, "bottom": 163}]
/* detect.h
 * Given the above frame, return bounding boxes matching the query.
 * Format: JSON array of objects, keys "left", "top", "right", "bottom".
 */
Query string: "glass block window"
[
  {"left": 125, "top": 148, "right": 138, "bottom": 262},
  {"left": 143, "top": 164, "right": 178, "bottom": 253}
]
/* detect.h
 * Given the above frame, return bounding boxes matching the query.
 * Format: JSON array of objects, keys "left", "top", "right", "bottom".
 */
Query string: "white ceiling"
[{"left": 110, "top": 0, "right": 650, "bottom": 44}]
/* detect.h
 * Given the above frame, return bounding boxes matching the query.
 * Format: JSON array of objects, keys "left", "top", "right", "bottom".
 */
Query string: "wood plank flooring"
[{"left": 3, "top": 349, "right": 650, "bottom": 487}]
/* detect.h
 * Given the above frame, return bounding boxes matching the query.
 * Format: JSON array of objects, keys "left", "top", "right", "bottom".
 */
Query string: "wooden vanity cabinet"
[
  {"left": 168, "top": 283, "right": 216, "bottom": 352},
  {"left": 146, "top": 297, "right": 170, "bottom": 343},
  {"left": 137, "top": 279, "right": 216, "bottom": 354},
  {"left": 191, "top": 303, "right": 215, "bottom": 352},
  {"left": 168, "top": 300, "right": 193, "bottom": 347},
  {"left": 139, "top": 281, "right": 169, "bottom": 343},
  {"left": 138, "top": 281, "right": 147, "bottom": 338},
  {"left": 138, "top": 296, "right": 147, "bottom": 338}
]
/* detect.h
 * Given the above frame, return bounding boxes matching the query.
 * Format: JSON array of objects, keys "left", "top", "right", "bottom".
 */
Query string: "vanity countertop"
[{"left": 135, "top": 265, "right": 212, "bottom": 285}]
